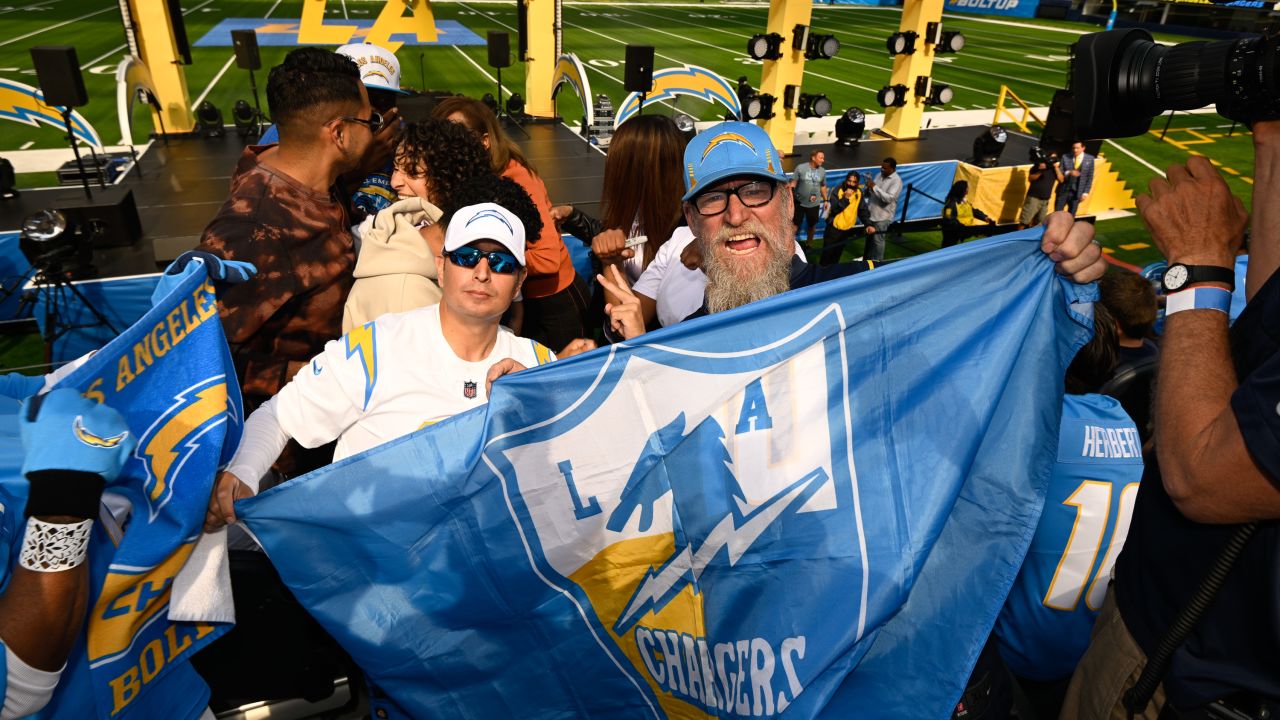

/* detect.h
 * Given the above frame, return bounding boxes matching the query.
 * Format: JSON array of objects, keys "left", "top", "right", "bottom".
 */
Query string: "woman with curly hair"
[
  {"left": 342, "top": 117, "right": 493, "bottom": 330},
  {"left": 432, "top": 96, "right": 589, "bottom": 351}
]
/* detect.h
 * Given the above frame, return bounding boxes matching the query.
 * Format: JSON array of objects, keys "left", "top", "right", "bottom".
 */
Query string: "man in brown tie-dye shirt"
[{"left": 199, "top": 47, "right": 376, "bottom": 478}]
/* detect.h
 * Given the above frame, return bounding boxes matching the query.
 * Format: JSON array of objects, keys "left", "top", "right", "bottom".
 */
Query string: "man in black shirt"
[
  {"left": 598, "top": 121, "right": 1107, "bottom": 338},
  {"left": 1018, "top": 150, "right": 1064, "bottom": 230},
  {"left": 1062, "top": 121, "right": 1280, "bottom": 718}
]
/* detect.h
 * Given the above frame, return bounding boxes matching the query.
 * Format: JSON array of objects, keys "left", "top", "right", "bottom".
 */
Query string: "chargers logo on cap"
[
  {"left": 700, "top": 132, "right": 756, "bottom": 163},
  {"left": 467, "top": 208, "right": 515, "bottom": 234}
]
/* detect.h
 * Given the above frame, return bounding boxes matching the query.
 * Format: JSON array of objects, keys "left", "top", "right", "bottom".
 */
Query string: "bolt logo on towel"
[{"left": 484, "top": 307, "right": 875, "bottom": 718}]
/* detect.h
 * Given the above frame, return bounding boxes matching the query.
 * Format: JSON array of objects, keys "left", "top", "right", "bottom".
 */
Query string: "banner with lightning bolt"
[
  {"left": 54, "top": 264, "right": 243, "bottom": 718},
  {"left": 240, "top": 229, "right": 1094, "bottom": 719},
  {"left": 0, "top": 77, "right": 102, "bottom": 148},
  {"left": 614, "top": 65, "right": 741, "bottom": 128}
]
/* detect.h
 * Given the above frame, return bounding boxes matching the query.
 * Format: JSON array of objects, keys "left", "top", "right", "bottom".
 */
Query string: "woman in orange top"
[{"left": 432, "top": 97, "right": 588, "bottom": 350}]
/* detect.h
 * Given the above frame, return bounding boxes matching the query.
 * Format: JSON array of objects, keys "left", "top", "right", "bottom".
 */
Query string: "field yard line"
[
  {"left": 0, "top": 4, "right": 115, "bottom": 48},
  {"left": 192, "top": 0, "right": 284, "bottom": 110},
  {"left": 1105, "top": 139, "right": 1165, "bottom": 177},
  {"left": 566, "top": 5, "right": 882, "bottom": 94},
  {"left": 0, "top": 0, "right": 60, "bottom": 16},
  {"left": 451, "top": 44, "right": 512, "bottom": 94}
]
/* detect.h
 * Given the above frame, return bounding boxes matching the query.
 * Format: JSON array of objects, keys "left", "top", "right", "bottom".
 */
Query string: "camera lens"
[{"left": 1070, "top": 29, "right": 1280, "bottom": 139}]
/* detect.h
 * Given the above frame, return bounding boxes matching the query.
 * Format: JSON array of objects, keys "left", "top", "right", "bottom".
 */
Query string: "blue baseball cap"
[{"left": 682, "top": 121, "right": 791, "bottom": 202}]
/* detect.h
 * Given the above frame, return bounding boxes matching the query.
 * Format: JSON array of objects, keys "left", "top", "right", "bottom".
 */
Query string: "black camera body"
[
  {"left": 1029, "top": 146, "right": 1052, "bottom": 166},
  {"left": 1054, "top": 28, "right": 1280, "bottom": 140}
]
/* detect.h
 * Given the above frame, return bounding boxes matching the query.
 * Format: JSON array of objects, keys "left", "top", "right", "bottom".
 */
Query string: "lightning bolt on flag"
[
  {"left": 0, "top": 78, "right": 103, "bottom": 148},
  {"left": 41, "top": 262, "right": 243, "bottom": 718},
  {"left": 614, "top": 65, "right": 742, "bottom": 128},
  {"left": 239, "top": 229, "right": 1095, "bottom": 719}
]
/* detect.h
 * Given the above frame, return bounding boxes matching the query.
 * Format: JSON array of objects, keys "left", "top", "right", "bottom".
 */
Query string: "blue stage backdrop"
[
  {"left": 813, "top": 160, "right": 957, "bottom": 236},
  {"left": 194, "top": 18, "right": 485, "bottom": 47},
  {"left": 943, "top": 0, "right": 1041, "bottom": 18},
  {"left": 239, "top": 229, "right": 1095, "bottom": 720}
]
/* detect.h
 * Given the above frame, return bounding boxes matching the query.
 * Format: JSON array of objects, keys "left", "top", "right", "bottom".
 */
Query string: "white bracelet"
[
  {"left": 19, "top": 517, "right": 92, "bottom": 572},
  {"left": 1165, "top": 286, "right": 1232, "bottom": 317}
]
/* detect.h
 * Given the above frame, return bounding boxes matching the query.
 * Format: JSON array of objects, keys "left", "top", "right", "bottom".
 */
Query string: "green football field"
[{"left": 0, "top": 0, "right": 1260, "bottom": 266}]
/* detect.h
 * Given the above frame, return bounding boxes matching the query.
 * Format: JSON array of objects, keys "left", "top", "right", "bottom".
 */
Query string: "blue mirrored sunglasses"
[{"left": 444, "top": 246, "right": 521, "bottom": 274}]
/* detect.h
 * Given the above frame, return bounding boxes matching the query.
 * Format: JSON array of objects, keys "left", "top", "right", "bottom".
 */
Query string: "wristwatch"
[{"left": 1161, "top": 263, "right": 1235, "bottom": 293}]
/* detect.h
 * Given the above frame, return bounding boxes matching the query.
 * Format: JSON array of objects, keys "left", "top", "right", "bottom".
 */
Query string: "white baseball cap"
[
  {"left": 444, "top": 203, "right": 526, "bottom": 266},
  {"left": 336, "top": 43, "right": 408, "bottom": 95}
]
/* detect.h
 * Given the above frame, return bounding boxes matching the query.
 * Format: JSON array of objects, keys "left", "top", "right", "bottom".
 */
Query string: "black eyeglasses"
[
  {"left": 336, "top": 110, "right": 385, "bottom": 134},
  {"left": 444, "top": 246, "right": 522, "bottom": 274},
  {"left": 692, "top": 180, "right": 777, "bottom": 216}
]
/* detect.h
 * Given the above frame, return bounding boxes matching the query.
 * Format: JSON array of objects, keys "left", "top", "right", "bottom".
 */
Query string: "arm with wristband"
[
  {"left": 1135, "top": 138, "right": 1280, "bottom": 523},
  {"left": 0, "top": 390, "right": 134, "bottom": 718}
]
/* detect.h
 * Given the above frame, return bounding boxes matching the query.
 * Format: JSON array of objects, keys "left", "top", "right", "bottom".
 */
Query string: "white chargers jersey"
[{"left": 275, "top": 303, "right": 554, "bottom": 462}]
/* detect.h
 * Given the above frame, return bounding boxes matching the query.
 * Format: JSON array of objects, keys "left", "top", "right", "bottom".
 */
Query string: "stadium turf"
[{"left": 0, "top": 0, "right": 1259, "bottom": 268}]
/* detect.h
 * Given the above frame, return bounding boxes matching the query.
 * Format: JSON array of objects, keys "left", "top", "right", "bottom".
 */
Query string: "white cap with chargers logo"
[
  {"left": 444, "top": 203, "right": 527, "bottom": 267},
  {"left": 336, "top": 42, "right": 408, "bottom": 95}
]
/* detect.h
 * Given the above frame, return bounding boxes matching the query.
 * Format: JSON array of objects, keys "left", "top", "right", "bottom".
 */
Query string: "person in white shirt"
[{"left": 204, "top": 202, "right": 560, "bottom": 529}]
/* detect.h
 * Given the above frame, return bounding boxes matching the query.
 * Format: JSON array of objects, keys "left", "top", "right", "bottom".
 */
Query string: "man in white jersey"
[{"left": 204, "top": 202, "right": 555, "bottom": 530}]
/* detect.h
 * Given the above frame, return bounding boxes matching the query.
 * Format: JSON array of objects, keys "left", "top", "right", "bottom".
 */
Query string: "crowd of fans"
[{"left": 0, "top": 40, "right": 1276, "bottom": 720}]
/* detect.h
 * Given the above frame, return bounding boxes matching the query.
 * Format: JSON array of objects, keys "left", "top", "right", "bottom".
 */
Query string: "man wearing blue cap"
[{"left": 598, "top": 121, "right": 1108, "bottom": 339}]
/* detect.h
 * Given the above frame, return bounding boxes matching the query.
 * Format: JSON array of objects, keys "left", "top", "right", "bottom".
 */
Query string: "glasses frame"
[
  {"left": 692, "top": 180, "right": 778, "bottom": 217},
  {"left": 335, "top": 110, "right": 385, "bottom": 134},
  {"left": 443, "top": 246, "right": 523, "bottom": 275}
]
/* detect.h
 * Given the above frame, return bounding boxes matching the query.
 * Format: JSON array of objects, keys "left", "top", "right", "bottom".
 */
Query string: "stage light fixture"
[
  {"left": 927, "top": 83, "right": 954, "bottom": 106},
  {"left": 481, "top": 93, "right": 499, "bottom": 114},
  {"left": 805, "top": 34, "right": 840, "bottom": 60},
  {"left": 876, "top": 84, "right": 909, "bottom": 108},
  {"left": 937, "top": 31, "right": 965, "bottom": 53},
  {"left": 747, "top": 33, "right": 784, "bottom": 61},
  {"left": 673, "top": 112, "right": 697, "bottom": 142},
  {"left": 797, "top": 93, "right": 832, "bottom": 119},
  {"left": 232, "top": 100, "right": 256, "bottom": 136},
  {"left": 19, "top": 209, "right": 93, "bottom": 279},
  {"left": 196, "top": 101, "right": 224, "bottom": 138},
  {"left": 971, "top": 125, "right": 1008, "bottom": 168},
  {"left": 834, "top": 107, "right": 866, "bottom": 147},
  {"left": 736, "top": 79, "right": 776, "bottom": 121},
  {"left": 887, "top": 31, "right": 918, "bottom": 56},
  {"left": 792, "top": 24, "right": 809, "bottom": 53},
  {"left": 506, "top": 93, "right": 525, "bottom": 116}
]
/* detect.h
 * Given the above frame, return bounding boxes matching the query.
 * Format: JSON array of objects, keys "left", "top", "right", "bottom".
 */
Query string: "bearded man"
[{"left": 597, "top": 122, "right": 1106, "bottom": 339}]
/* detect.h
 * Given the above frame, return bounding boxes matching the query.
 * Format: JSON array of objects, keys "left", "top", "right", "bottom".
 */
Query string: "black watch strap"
[{"left": 1167, "top": 264, "right": 1236, "bottom": 292}]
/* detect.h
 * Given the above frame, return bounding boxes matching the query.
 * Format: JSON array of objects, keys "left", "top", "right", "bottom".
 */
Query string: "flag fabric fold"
[{"left": 239, "top": 229, "right": 1095, "bottom": 719}]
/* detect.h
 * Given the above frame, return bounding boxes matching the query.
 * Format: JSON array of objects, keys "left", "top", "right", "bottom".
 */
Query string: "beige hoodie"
[{"left": 342, "top": 197, "right": 445, "bottom": 332}]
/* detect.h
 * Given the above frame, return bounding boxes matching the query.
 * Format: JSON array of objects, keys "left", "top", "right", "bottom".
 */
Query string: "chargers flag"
[
  {"left": 39, "top": 263, "right": 242, "bottom": 718},
  {"left": 238, "top": 229, "right": 1094, "bottom": 719}
]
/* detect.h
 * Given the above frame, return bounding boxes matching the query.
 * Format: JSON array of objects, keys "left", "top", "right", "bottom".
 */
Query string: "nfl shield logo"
[
  {"left": 482, "top": 306, "right": 882, "bottom": 717},
  {"left": 463, "top": 381, "right": 477, "bottom": 399}
]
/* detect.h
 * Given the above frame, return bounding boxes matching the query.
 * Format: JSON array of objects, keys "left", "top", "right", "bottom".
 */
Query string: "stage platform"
[
  {"left": 781, "top": 125, "right": 1039, "bottom": 172},
  {"left": 0, "top": 121, "right": 608, "bottom": 279}
]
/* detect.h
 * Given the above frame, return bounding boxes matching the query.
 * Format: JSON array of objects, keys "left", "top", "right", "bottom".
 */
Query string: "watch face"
[{"left": 1164, "top": 264, "right": 1188, "bottom": 290}]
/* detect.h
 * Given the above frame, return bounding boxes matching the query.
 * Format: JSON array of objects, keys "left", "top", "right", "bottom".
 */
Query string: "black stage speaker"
[
  {"left": 231, "top": 29, "right": 260, "bottom": 71},
  {"left": 30, "top": 46, "right": 87, "bottom": 108},
  {"left": 61, "top": 189, "right": 143, "bottom": 249},
  {"left": 624, "top": 45, "right": 655, "bottom": 93},
  {"left": 168, "top": 0, "right": 192, "bottom": 64},
  {"left": 487, "top": 31, "right": 511, "bottom": 69},
  {"left": 516, "top": 0, "right": 528, "bottom": 61}
]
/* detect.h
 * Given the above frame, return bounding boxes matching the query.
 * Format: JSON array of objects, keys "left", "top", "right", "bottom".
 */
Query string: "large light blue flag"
[{"left": 238, "top": 229, "right": 1094, "bottom": 719}]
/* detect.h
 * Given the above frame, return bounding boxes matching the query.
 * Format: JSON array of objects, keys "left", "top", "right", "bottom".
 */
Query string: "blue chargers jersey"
[
  {"left": 0, "top": 478, "right": 210, "bottom": 719},
  {"left": 994, "top": 393, "right": 1143, "bottom": 681}
]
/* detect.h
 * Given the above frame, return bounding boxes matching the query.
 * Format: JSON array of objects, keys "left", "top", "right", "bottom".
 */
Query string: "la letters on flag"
[{"left": 240, "top": 230, "right": 1095, "bottom": 719}]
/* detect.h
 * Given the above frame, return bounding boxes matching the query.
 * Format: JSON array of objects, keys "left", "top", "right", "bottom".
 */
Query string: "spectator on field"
[
  {"left": 1098, "top": 270, "right": 1160, "bottom": 444},
  {"left": 1017, "top": 150, "right": 1063, "bottom": 230},
  {"left": 820, "top": 172, "right": 875, "bottom": 267},
  {"left": 552, "top": 115, "right": 689, "bottom": 333},
  {"left": 993, "top": 303, "right": 1141, "bottom": 720},
  {"left": 940, "top": 180, "right": 996, "bottom": 248},
  {"left": 1061, "top": 123, "right": 1280, "bottom": 719},
  {"left": 343, "top": 118, "right": 494, "bottom": 331},
  {"left": 789, "top": 149, "right": 829, "bottom": 249},
  {"left": 864, "top": 157, "right": 902, "bottom": 262},
  {"left": 434, "top": 97, "right": 589, "bottom": 351},
  {"left": 1055, "top": 141, "right": 1095, "bottom": 216},
  {"left": 598, "top": 121, "right": 1106, "bottom": 340},
  {"left": 198, "top": 47, "right": 369, "bottom": 479}
]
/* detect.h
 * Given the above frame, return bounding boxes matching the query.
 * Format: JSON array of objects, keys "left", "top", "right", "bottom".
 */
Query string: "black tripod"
[
  {"left": 25, "top": 265, "right": 119, "bottom": 365},
  {"left": 60, "top": 108, "right": 93, "bottom": 201}
]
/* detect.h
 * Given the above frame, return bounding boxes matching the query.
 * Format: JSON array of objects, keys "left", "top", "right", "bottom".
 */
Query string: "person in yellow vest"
[
  {"left": 1055, "top": 141, "right": 1095, "bottom": 216},
  {"left": 820, "top": 173, "right": 876, "bottom": 266},
  {"left": 941, "top": 180, "right": 997, "bottom": 248}
]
